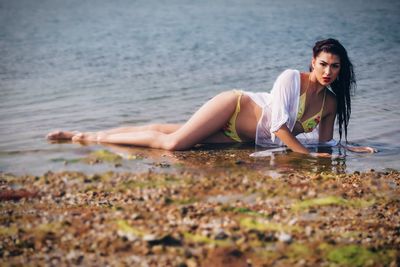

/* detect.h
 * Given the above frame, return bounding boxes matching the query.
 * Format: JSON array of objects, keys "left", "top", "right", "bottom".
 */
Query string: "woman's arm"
[
  {"left": 274, "top": 125, "right": 309, "bottom": 154},
  {"left": 274, "top": 125, "right": 334, "bottom": 157},
  {"left": 318, "top": 111, "right": 335, "bottom": 142},
  {"left": 318, "top": 92, "right": 336, "bottom": 142}
]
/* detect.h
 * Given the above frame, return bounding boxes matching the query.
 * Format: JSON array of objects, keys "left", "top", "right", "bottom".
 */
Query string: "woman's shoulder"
[
  {"left": 278, "top": 69, "right": 300, "bottom": 79},
  {"left": 275, "top": 69, "right": 300, "bottom": 85}
]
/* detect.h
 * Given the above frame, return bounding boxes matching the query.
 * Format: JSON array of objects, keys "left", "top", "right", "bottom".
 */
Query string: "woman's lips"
[{"left": 323, "top": 77, "right": 331, "bottom": 83}]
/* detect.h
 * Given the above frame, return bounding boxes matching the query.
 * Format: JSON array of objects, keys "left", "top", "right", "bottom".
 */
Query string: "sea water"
[{"left": 1, "top": 0, "right": 400, "bottom": 175}]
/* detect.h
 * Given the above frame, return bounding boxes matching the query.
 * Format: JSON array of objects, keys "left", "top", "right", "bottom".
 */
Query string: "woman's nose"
[{"left": 325, "top": 66, "right": 332, "bottom": 75}]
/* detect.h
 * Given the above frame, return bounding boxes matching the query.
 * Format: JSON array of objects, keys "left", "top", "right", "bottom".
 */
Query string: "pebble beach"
[{"left": 1, "top": 148, "right": 399, "bottom": 266}]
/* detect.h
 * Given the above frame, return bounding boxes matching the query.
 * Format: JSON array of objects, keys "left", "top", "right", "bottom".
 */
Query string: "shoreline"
[
  {"left": 3, "top": 142, "right": 395, "bottom": 178},
  {"left": 1, "top": 162, "right": 399, "bottom": 266}
]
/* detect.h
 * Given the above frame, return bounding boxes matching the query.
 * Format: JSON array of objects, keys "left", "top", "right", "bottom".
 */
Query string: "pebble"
[
  {"left": 186, "top": 259, "right": 198, "bottom": 267},
  {"left": 278, "top": 232, "right": 292, "bottom": 243},
  {"left": 214, "top": 229, "right": 228, "bottom": 240},
  {"left": 305, "top": 226, "right": 313, "bottom": 237}
]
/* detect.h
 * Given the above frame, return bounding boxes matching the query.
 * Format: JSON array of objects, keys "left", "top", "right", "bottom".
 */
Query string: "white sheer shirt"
[{"left": 244, "top": 69, "right": 323, "bottom": 147}]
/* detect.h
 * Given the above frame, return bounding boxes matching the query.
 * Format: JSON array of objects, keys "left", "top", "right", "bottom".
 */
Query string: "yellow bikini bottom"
[{"left": 222, "top": 90, "right": 243, "bottom": 142}]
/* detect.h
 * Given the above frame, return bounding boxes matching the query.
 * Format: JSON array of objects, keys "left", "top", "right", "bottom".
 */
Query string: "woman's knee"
[
  {"left": 160, "top": 134, "right": 191, "bottom": 151},
  {"left": 160, "top": 138, "right": 182, "bottom": 151}
]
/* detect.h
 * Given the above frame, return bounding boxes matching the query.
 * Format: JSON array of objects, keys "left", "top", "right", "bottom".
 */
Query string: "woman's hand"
[
  {"left": 343, "top": 145, "right": 378, "bottom": 153},
  {"left": 310, "top": 152, "right": 331, "bottom": 158},
  {"left": 310, "top": 152, "right": 344, "bottom": 159}
]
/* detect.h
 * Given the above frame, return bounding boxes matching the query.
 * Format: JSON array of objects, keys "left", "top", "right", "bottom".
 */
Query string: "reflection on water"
[{"left": 1, "top": 141, "right": 371, "bottom": 176}]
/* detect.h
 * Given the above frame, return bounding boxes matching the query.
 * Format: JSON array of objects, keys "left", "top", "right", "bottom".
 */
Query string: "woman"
[{"left": 47, "top": 38, "right": 374, "bottom": 156}]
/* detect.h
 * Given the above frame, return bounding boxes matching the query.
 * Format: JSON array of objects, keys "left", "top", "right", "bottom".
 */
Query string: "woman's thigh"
[
  {"left": 101, "top": 124, "right": 182, "bottom": 135},
  {"left": 167, "top": 91, "right": 240, "bottom": 149}
]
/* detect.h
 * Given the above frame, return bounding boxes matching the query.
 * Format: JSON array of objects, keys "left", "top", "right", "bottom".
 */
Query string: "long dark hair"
[{"left": 310, "top": 38, "right": 356, "bottom": 143}]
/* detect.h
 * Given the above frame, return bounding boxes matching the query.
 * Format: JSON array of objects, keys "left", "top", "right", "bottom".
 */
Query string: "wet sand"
[{"left": 0, "top": 148, "right": 399, "bottom": 266}]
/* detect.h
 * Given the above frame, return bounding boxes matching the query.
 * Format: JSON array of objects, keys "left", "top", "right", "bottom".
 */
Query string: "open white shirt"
[{"left": 244, "top": 69, "right": 325, "bottom": 147}]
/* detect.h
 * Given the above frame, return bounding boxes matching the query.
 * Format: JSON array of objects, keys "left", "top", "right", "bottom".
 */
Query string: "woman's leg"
[
  {"left": 47, "top": 124, "right": 181, "bottom": 140},
  {"left": 99, "top": 124, "right": 182, "bottom": 135},
  {"left": 73, "top": 91, "right": 240, "bottom": 150}
]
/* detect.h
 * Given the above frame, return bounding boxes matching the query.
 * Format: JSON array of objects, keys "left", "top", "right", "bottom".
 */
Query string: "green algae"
[
  {"left": 170, "top": 197, "right": 198, "bottom": 205},
  {"left": 252, "top": 242, "right": 313, "bottom": 264},
  {"left": 286, "top": 242, "right": 313, "bottom": 259},
  {"left": 0, "top": 225, "right": 18, "bottom": 236},
  {"left": 116, "top": 220, "right": 144, "bottom": 237},
  {"left": 126, "top": 154, "right": 144, "bottom": 160},
  {"left": 292, "top": 196, "right": 375, "bottom": 211},
  {"left": 183, "top": 232, "right": 231, "bottom": 246},
  {"left": 254, "top": 242, "right": 397, "bottom": 266},
  {"left": 50, "top": 150, "right": 123, "bottom": 165},
  {"left": 240, "top": 218, "right": 301, "bottom": 233},
  {"left": 119, "top": 175, "right": 181, "bottom": 190},
  {"left": 35, "top": 222, "right": 63, "bottom": 234},
  {"left": 83, "top": 150, "right": 123, "bottom": 164},
  {"left": 50, "top": 158, "right": 81, "bottom": 164},
  {"left": 326, "top": 245, "right": 396, "bottom": 267},
  {"left": 222, "top": 206, "right": 269, "bottom": 218},
  {"left": 253, "top": 248, "right": 281, "bottom": 263}
]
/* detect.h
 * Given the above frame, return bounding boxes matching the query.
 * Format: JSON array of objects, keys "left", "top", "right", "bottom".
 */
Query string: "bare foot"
[{"left": 46, "top": 131, "right": 79, "bottom": 140}]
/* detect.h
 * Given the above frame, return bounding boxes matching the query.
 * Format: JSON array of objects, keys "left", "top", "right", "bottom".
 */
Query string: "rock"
[
  {"left": 180, "top": 206, "right": 189, "bottom": 216},
  {"left": 186, "top": 258, "right": 198, "bottom": 267},
  {"left": 305, "top": 226, "right": 313, "bottom": 237},
  {"left": 130, "top": 213, "right": 142, "bottom": 220},
  {"left": 214, "top": 229, "right": 228, "bottom": 240},
  {"left": 151, "top": 245, "right": 164, "bottom": 254},
  {"left": 202, "top": 247, "right": 247, "bottom": 267},
  {"left": 0, "top": 189, "right": 38, "bottom": 201},
  {"left": 278, "top": 232, "right": 292, "bottom": 243},
  {"left": 144, "top": 234, "right": 182, "bottom": 247}
]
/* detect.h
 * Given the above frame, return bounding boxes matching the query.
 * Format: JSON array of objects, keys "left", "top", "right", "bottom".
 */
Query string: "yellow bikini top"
[{"left": 296, "top": 89, "right": 326, "bottom": 133}]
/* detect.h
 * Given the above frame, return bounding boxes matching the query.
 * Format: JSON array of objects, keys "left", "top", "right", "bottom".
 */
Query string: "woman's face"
[{"left": 311, "top": 51, "right": 341, "bottom": 86}]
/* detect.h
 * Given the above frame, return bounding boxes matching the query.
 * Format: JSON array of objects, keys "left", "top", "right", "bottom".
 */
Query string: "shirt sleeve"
[{"left": 270, "top": 69, "right": 298, "bottom": 142}]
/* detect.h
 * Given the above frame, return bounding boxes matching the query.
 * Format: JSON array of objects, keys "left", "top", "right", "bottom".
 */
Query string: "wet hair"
[{"left": 310, "top": 38, "right": 356, "bottom": 143}]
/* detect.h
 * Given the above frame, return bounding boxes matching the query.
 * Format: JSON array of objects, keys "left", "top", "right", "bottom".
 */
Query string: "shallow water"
[{"left": 1, "top": 0, "right": 400, "bottom": 175}]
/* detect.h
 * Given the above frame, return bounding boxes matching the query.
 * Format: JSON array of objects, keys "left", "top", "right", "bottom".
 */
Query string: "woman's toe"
[{"left": 47, "top": 131, "right": 61, "bottom": 140}]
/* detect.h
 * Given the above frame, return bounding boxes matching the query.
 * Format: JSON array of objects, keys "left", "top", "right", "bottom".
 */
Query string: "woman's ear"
[{"left": 311, "top": 57, "right": 316, "bottom": 70}]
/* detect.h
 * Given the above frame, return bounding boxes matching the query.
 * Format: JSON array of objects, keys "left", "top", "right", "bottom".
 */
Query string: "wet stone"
[{"left": 278, "top": 232, "right": 292, "bottom": 244}]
